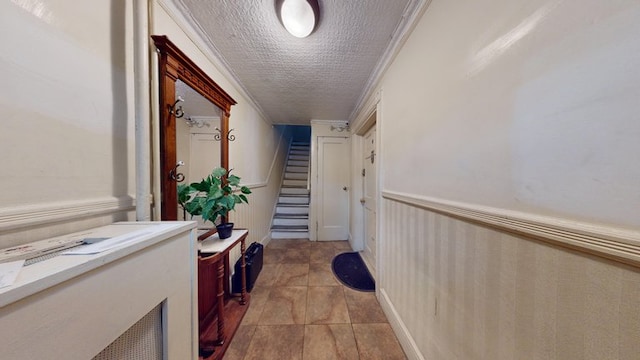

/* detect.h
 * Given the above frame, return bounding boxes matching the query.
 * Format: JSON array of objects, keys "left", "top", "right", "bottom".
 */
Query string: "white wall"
[
  {"left": 0, "top": 1, "right": 136, "bottom": 247},
  {"left": 350, "top": 0, "right": 640, "bottom": 358},
  {"left": 381, "top": 0, "right": 640, "bottom": 229}
]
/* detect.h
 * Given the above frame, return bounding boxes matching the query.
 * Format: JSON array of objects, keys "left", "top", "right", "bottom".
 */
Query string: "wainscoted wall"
[
  {"left": 0, "top": 1, "right": 136, "bottom": 247},
  {"left": 379, "top": 194, "right": 640, "bottom": 359},
  {"left": 346, "top": 1, "right": 640, "bottom": 358},
  {"left": 0, "top": 197, "right": 134, "bottom": 248}
]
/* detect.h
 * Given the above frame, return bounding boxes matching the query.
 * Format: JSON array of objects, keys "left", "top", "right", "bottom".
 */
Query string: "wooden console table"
[{"left": 198, "top": 229, "right": 250, "bottom": 359}]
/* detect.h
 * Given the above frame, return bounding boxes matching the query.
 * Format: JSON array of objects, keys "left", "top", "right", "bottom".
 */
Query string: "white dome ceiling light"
[{"left": 277, "top": 0, "right": 320, "bottom": 38}]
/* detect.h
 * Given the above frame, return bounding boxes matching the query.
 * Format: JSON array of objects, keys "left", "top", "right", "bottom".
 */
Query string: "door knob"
[
  {"left": 343, "top": 186, "right": 348, "bottom": 191},
  {"left": 360, "top": 198, "right": 365, "bottom": 205}
]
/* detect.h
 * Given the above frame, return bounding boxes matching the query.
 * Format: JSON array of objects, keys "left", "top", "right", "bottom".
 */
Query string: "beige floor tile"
[
  {"left": 284, "top": 247, "right": 311, "bottom": 263},
  {"left": 223, "top": 325, "right": 256, "bottom": 360},
  {"left": 332, "top": 241, "right": 353, "bottom": 251},
  {"left": 305, "top": 286, "right": 350, "bottom": 324},
  {"left": 242, "top": 286, "right": 271, "bottom": 325},
  {"left": 310, "top": 246, "right": 338, "bottom": 264},
  {"left": 310, "top": 241, "right": 338, "bottom": 250},
  {"left": 259, "top": 286, "right": 308, "bottom": 324},
  {"left": 268, "top": 239, "right": 311, "bottom": 250},
  {"left": 254, "top": 263, "right": 281, "bottom": 288},
  {"left": 244, "top": 325, "right": 304, "bottom": 360},
  {"left": 223, "top": 236, "right": 404, "bottom": 359},
  {"left": 352, "top": 323, "right": 406, "bottom": 360},
  {"left": 303, "top": 324, "right": 359, "bottom": 360},
  {"left": 308, "top": 262, "right": 339, "bottom": 286},
  {"left": 263, "top": 248, "right": 286, "bottom": 264},
  {"left": 343, "top": 288, "right": 388, "bottom": 323},
  {"left": 274, "top": 263, "right": 310, "bottom": 286}
]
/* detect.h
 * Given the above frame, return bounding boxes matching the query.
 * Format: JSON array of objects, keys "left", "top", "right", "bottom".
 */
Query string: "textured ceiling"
[{"left": 174, "top": 0, "right": 416, "bottom": 125}]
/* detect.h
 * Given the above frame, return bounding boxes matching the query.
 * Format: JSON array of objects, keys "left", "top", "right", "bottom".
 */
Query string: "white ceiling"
[{"left": 173, "top": 0, "right": 422, "bottom": 125}]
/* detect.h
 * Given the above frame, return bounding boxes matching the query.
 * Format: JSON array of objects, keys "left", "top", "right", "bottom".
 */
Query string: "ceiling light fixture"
[{"left": 277, "top": 0, "right": 319, "bottom": 38}]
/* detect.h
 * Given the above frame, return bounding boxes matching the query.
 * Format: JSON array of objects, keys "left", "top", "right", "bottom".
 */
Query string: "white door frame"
[
  {"left": 351, "top": 92, "right": 382, "bottom": 279},
  {"left": 309, "top": 120, "right": 352, "bottom": 241}
]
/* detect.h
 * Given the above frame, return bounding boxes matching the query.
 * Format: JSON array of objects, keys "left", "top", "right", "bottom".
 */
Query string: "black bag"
[{"left": 232, "top": 242, "right": 263, "bottom": 293}]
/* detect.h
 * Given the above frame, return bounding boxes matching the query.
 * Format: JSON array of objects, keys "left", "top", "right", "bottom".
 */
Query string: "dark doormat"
[{"left": 331, "top": 252, "right": 375, "bottom": 292}]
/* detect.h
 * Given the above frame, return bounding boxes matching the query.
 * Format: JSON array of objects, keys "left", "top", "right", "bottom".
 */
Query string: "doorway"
[
  {"left": 316, "top": 136, "right": 350, "bottom": 240},
  {"left": 361, "top": 124, "right": 376, "bottom": 273}
]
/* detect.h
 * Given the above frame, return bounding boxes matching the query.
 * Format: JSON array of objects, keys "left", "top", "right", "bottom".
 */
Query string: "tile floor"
[{"left": 224, "top": 239, "right": 407, "bottom": 360}]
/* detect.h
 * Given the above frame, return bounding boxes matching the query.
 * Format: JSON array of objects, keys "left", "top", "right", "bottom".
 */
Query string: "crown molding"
[{"left": 349, "top": 0, "right": 433, "bottom": 122}]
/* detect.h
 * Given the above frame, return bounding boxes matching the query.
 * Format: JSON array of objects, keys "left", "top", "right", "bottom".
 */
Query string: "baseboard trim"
[
  {"left": 379, "top": 288, "right": 425, "bottom": 360},
  {"left": 260, "top": 233, "right": 271, "bottom": 248},
  {"left": 382, "top": 190, "right": 640, "bottom": 267},
  {"left": 0, "top": 196, "right": 135, "bottom": 232}
]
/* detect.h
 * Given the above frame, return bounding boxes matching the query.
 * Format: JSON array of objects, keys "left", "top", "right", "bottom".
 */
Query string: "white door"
[
  {"left": 362, "top": 126, "right": 376, "bottom": 273},
  {"left": 317, "top": 136, "right": 350, "bottom": 240}
]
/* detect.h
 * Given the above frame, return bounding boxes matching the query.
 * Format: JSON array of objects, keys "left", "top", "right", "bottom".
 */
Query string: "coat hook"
[{"left": 169, "top": 96, "right": 184, "bottom": 118}]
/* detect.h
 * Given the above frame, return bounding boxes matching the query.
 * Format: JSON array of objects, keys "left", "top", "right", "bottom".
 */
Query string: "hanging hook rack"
[
  {"left": 214, "top": 127, "right": 236, "bottom": 142},
  {"left": 330, "top": 124, "right": 350, "bottom": 132}
]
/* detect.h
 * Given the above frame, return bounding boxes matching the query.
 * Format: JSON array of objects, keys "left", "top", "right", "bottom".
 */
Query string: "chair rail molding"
[
  {"left": 0, "top": 196, "right": 135, "bottom": 232},
  {"left": 382, "top": 190, "right": 640, "bottom": 267}
]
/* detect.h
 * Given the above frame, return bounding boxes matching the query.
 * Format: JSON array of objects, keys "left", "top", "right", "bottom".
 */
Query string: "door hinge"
[{"left": 362, "top": 168, "right": 365, "bottom": 177}]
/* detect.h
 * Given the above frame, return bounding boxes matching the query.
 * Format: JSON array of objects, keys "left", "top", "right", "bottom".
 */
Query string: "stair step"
[
  {"left": 283, "top": 179, "right": 307, "bottom": 186},
  {"left": 271, "top": 231, "right": 310, "bottom": 239},
  {"left": 285, "top": 173, "right": 308, "bottom": 180},
  {"left": 276, "top": 202, "right": 309, "bottom": 207},
  {"left": 291, "top": 142, "right": 310, "bottom": 146},
  {"left": 290, "top": 150, "right": 310, "bottom": 155},
  {"left": 286, "top": 166, "right": 308, "bottom": 173},
  {"left": 281, "top": 187, "right": 309, "bottom": 195},
  {"left": 279, "top": 193, "right": 309, "bottom": 197},
  {"left": 276, "top": 206, "right": 309, "bottom": 215},
  {"left": 272, "top": 217, "right": 308, "bottom": 226},
  {"left": 289, "top": 155, "right": 309, "bottom": 161},
  {"left": 278, "top": 196, "right": 309, "bottom": 204},
  {"left": 274, "top": 213, "right": 308, "bottom": 219},
  {"left": 271, "top": 225, "right": 309, "bottom": 230},
  {"left": 287, "top": 160, "right": 309, "bottom": 167}
]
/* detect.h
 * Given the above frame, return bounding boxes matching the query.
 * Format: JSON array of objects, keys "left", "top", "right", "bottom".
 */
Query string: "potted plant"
[{"left": 178, "top": 167, "right": 251, "bottom": 239}]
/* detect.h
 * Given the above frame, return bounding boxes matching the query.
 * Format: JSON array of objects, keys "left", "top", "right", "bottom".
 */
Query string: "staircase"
[{"left": 271, "top": 142, "right": 310, "bottom": 239}]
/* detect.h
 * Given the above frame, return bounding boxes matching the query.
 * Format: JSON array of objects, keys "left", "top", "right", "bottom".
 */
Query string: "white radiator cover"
[
  {"left": 93, "top": 304, "right": 163, "bottom": 360},
  {"left": 0, "top": 222, "right": 197, "bottom": 360}
]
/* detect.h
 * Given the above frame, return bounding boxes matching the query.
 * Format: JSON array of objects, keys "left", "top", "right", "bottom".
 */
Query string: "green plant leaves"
[
  {"left": 212, "top": 167, "right": 227, "bottom": 178},
  {"left": 179, "top": 166, "right": 251, "bottom": 225}
]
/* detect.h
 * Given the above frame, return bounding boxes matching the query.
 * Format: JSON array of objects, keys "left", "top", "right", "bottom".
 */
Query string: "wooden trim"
[
  {"left": 152, "top": 35, "right": 237, "bottom": 112},
  {"left": 0, "top": 196, "right": 135, "bottom": 232},
  {"left": 382, "top": 190, "right": 640, "bottom": 267},
  {"left": 152, "top": 35, "right": 237, "bottom": 221}
]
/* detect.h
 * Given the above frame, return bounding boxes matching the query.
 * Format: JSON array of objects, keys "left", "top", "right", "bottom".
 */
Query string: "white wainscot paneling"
[{"left": 379, "top": 194, "right": 640, "bottom": 360}]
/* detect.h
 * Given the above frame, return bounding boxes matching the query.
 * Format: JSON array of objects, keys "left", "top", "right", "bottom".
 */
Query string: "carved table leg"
[
  {"left": 215, "top": 260, "right": 225, "bottom": 345},
  {"left": 240, "top": 238, "right": 247, "bottom": 305}
]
